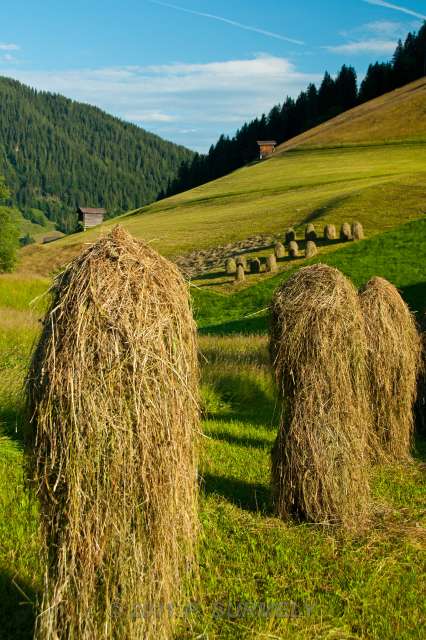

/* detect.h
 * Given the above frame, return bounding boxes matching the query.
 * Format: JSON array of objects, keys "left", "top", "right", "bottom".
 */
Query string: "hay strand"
[
  {"left": 270, "top": 264, "right": 371, "bottom": 530},
  {"left": 25, "top": 226, "right": 200, "bottom": 640},
  {"left": 359, "top": 277, "right": 421, "bottom": 461}
]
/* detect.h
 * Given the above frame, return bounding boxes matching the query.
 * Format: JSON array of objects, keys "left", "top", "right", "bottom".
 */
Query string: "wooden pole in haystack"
[{"left": 25, "top": 226, "right": 200, "bottom": 640}]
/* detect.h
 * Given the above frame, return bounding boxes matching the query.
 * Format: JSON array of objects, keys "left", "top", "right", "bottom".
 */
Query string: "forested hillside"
[
  {"left": 167, "top": 22, "right": 426, "bottom": 196},
  {"left": 0, "top": 77, "right": 193, "bottom": 232}
]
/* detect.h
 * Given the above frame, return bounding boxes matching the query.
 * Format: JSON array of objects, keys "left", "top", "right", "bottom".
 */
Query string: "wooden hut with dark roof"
[
  {"left": 257, "top": 140, "right": 277, "bottom": 160},
  {"left": 78, "top": 207, "right": 106, "bottom": 230}
]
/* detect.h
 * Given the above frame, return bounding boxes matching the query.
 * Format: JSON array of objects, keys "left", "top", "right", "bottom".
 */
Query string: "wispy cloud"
[
  {"left": 148, "top": 0, "right": 304, "bottom": 45},
  {"left": 0, "top": 43, "right": 19, "bottom": 51},
  {"left": 326, "top": 39, "right": 397, "bottom": 54},
  {"left": 363, "top": 1, "right": 426, "bottom": 20},
  {"left": 7, "top": 55, "right": 319, "bottom": 152}
]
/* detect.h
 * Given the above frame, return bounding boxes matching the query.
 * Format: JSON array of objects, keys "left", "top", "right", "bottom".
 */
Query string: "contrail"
[
  {"left": 363, "top": 0, "right": 426, "bottom": 21},
  {"left": 148, "top": 0, "right": 305, "bottom": 45}
]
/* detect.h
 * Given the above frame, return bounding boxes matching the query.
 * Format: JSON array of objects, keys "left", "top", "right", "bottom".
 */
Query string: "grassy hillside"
[
  {"left": 279, "top": 78, "right": 426, "bottom": 150},
  {"left": 0, "top": 76, "right": 193, "bottom": 232}
]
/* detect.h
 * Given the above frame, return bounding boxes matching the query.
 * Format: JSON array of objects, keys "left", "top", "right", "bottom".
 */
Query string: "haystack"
[
  {"left": 285, "top": 228, "right": 296, "bottom": 244},
  {"left": 352, "top": 221, "right": 364, "bottom": 240},
  {"left": 266, "top": 254, "right": 278, "bottom": 273},
  {"left": 305, "top": 240, "right": 317, "bottom": 259},
  {"left": 250, "top": 258, "right": 261, "bottom": 274},
  {"left": 340, "top": 223, "right": 352, "bottom": 241},
  {"left": 236, "top": 255, "right": 247, "bottom": 270},
  {"left": 359, "top": 277, "right": 421, "bottom": 461},
  {"left": 270, "top": 264, "right": 370, "bottom": 529},
  {"left": 225, "top": 257, "right": 237, "bottom": 275},
  {"left": 274, "top": 242, "right": 285, "bottom": 259},
  {"left": 26, "top": 226, "right": 199, "bottom": 640},
  {"left": 235, "top": 263, "right": 245, "bottom": 282},
  {"left": 305, "top": 224, "right": 317, "bottom": 241},
  {"left": 324, "top": 224, "right": 336, "bottom": 241},
  {"left": 288, "top": 240, "right": 299, "bottom": 258}
]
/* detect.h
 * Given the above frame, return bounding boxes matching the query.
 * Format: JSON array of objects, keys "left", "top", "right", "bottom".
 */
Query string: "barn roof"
[
  {"left": 78, "top": 207, "right": 106, "bottom": 215},
  {"left": 257, "top": 140, "right": 277, "bottom": 146}
]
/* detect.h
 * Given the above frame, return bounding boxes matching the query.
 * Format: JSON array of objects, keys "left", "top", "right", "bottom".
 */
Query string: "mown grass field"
[{"left": 1, "top": 216, "right": 425, "bottom": 639}]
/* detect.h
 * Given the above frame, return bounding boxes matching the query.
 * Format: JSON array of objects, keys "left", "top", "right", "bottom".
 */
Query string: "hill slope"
[
  {"left": 279, "top": 77, "right": 426, "bottom": 150},
  {"left": 19, "top": 78, "right": 426, "bottom": 276},
  {"left": 0, "top": 76, "right": 193, "bottom": 232}
]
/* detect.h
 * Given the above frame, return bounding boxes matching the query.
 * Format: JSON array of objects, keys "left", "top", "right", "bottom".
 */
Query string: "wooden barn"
[
  {"left": 257, "top": 140, "right": 277, "bottom": 160},
  {"left": 78, "top": 207, "right": 106, "bottom": 230}
]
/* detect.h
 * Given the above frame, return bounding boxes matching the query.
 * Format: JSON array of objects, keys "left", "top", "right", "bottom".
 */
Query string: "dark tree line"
[
  {"left": 166, "top": 23, "right": 426, "bottom": 197},
  {"left": 0, "top": 77, "right": 194, "bottom": 233}
]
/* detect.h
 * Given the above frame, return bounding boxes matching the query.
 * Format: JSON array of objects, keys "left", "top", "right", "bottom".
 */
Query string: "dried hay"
[
  {"left": 249, "top": 258, "right": 261, "bottom": 274},
  {"left": 225, "top": 257, "right": 237, "bottom": 275},
  {"left": 359, "top": 277, "right": 421, "bottom": 461},
  {"left": 305, "top": 240, "right": 317, "bottom": 259},
  {"left": 236, "top": 255, "right": 247, "bottom": 270},
  {"left": 270, "top": 264, "right": 371, "bottom": 530},
  {"left": 235, "top": 263, "right": 246, "bottom": 282},
  {"left": 288, "top": 241, "right": 299, "bottom": 258},
  {"left": 274, "top": 242, "right": 285, "bottom": 259},
  {"left": 352, "top": 222, "right": 365, "bottom": 241},
  {"left": 25, "top": 226, "right": 200, "bottom": 640},
  {"left": 305, "top": 224, "right": 317, "bottom": 241},
  {"left": 340, "top": 223, "right": 352, "bottom": 241},
  {"left": 285, "top": 228, "right": 296, "bottom": 244},
  {"left": 266, "top": 254, "right": 278, "bottom": 273},
  {"left": 324, "top": 224, "right": 336, "bottom": 241}
]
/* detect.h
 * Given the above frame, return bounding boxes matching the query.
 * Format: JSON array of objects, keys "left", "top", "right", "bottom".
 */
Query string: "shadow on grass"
[
  {"left": 413, "top": 434, "right": 426, "bottom": 462},
  {"left": 0, "top": 403, "right": 26, "bottom": 447},
  {"left": 199, "top": 315, "right": 268, "bottom": 336},
  {"left": 202, "top": 473, "right": 272, "bottom": 513},
  {"left": 208, "top": 430, "right": 274, "bottom": 449},
  {"left": 400, "top": 282, "right": 426, "bottom": 316},
  {"left": 0, "top": 571, "right": 36, "bottom": 640}
]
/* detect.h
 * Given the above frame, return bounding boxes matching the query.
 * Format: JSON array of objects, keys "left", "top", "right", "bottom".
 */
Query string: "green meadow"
[{"left": 1, "top": 216, "right": 425, "bottom": 639}]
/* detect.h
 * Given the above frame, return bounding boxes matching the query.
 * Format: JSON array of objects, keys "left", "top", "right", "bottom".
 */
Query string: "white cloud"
[
  {"left": 364, "top": 19, "right": 404, "bottom": 34},
  {"left": 0, "top": 43, "right": 19, "bottom": 51},
  {"left": 1, "top": 54, "right": 16, "bottom": 62},
  {"left": 6, "top": 55, "right": 320, "bottom": 151},
  {"left": 149, "top": 0, "right": 304, "bottom": 45},
  {"left": 363, "top": 1, "right": 426, "bottom": 20},
  {"left": 326, "top": 39, "right": 397, "bottom": 54},
  {"left": 124, "top": 111, "right": 177, "bottom": 123}
]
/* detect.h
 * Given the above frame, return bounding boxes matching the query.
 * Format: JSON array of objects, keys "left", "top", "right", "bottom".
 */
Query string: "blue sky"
[{"left": 0, "top": 1, "right": 424, "bottom": 151}]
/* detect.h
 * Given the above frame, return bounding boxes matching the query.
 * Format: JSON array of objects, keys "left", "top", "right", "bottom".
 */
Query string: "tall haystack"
[
  {"left": 359, "top": 277, "right": 421, "bottom": 461},
  {"left": 352, "top": 222, "right": 365, "bottom": 240},
  {"left": 25, "top": 226, "right": 200, "bottom": 640},
  {"left": 324, "top": 224, "right": 336, "bottom": 241},
  {"left": 305, "top": 240, "right": 317, "bottom": 259},
  {"left": 288, "top": 240, "right": 299, "bottom": 258},
  {"left": 274, "top": 242, "right": 285, "bottom": 259},
  {"left": 250, "top": 258, "right": 261, "bottom": 274},
  {"left": 266, "top": 254, "right": 278, "bottom": 273},
  {"left": 235, "top": 263, "right": 245, "bottom": 282},
  {"left": 305, "top": 224, "right": 317, "bottom": 241},
  {"left": 225, "top": 257, "right": 237, "bottom": 275},
  {"left": 285, "top": 228, "right": 296, "bottom": 244},
  {"left": 270, "top": 264, "right": 370, "bottom": 529},
  {"left": 340, "top": 223, "right": 352, "bottom": 241}
]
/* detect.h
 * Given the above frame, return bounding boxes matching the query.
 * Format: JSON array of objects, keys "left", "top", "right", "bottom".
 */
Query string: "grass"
[{"left": 19, "top": 141, "right": 426, "bottom": 276}]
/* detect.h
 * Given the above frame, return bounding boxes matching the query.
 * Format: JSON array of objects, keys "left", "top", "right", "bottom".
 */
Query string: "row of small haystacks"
[
  {"left": 25, "top": 227, "right": 200, "bottom": 640},
  {"left": 227, "top": 221, "right": 365, "bottom": 282},
  {"left": 270, "top": 264, "right": 422, "bottom": 530}
]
